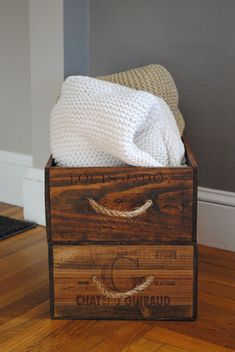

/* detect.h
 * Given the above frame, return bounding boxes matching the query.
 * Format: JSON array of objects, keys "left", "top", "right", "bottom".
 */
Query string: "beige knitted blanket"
[{"left": 98, "top": 64, "right": 185, "bottom": 136}]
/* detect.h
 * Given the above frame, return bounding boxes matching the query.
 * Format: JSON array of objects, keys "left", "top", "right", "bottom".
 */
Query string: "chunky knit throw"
[
  {"left": 50, "top": 76, "right": 185, "bottom": 167},
  {"left": 99, "top": 64, "right": 185, "bottom": 135}
]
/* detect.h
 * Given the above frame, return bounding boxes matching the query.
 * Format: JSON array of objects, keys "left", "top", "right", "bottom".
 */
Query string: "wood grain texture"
[
  {"left": 52, "top": 244, "right": 195, "bottom": 320},
  {"left": 0, "top": 203, "right": 234, "bottom": 351},
  {"left": 46, "top": 136, "right": 197, "bottom": 244}
]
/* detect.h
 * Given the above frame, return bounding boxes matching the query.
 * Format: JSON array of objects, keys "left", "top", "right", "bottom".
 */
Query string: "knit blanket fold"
[
  {"left": 98, "top": 64, "right": 185, "bottom": 136},
  {"left": 50, "top": 76, "right": 185, "bottom": 167}
]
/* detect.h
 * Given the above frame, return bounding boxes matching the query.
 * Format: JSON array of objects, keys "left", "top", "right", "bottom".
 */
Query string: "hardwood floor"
[{"left": 0, "top": 202, "right": 234, "bottom": 352}]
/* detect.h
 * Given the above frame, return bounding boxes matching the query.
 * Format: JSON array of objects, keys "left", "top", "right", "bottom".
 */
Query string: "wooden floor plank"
[
  {"left": 0, "top": 203, "right": 235, "bottom": 352},
  {"left": 157, "top": 345, "right": 189, "bottom": 352},
  {"left": 0, "top": 226, "right": 45, "bottom": 259},
  {"left": 1, "top": 205, "right": 24, "bottom": 220},
  {"left": 0, "top": 203, "right": 13, "bottom": 212},
  {"left": 0, "top": 301, "right": 49, "bottom": 344},
  {"left": 121, "top": 337, "right": 163, "bottom": 351},
  {"left": 145, "top": 326, "right": 232, "bottom": 352},
  {"left": 55, "top": 321, "right": 152, "bottom": 352},
  {"left": 199, "top": 245, "right": 235, "bottom": 269}
]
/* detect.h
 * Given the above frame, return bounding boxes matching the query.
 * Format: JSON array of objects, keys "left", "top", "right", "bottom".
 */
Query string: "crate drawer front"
[
  {"left": 49, "top": 168, "right": 195, "bottom": 243},
  {"left": 51, "top": 244, "right": 196, "bottom": 320}
]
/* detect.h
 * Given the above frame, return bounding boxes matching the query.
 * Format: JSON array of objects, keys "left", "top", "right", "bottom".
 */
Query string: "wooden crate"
[
  {"left": 45, "top": 135, "right": 198, "bottom": 320},
  {"left": 51, "top": 244, "right": 197, "bottom": 320}
]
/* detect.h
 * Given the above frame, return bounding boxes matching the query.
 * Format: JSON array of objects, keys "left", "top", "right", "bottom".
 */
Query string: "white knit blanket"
[{"left": 50, "top": 76, "right": 185, "bottom": 167}]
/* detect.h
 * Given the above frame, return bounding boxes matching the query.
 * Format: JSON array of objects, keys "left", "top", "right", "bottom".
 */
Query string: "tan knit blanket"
[{"left": 98, "top": 64, "right": 185, "bottom": 136}]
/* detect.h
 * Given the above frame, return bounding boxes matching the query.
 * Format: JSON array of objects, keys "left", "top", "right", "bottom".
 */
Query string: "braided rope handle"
[
  {"left": 92, "top": 275, "right": 154, "bottom": 299},
  {"left": 88, "top": 198, "right": 153, "bottom": 218}
]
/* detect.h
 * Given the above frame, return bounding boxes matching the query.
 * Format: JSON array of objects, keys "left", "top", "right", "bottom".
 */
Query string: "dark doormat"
[{"left": 0, "top": 216, "right": 37, "bottom": 240}]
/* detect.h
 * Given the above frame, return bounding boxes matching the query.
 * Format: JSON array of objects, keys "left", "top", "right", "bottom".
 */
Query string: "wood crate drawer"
[
  {"left": 45, "top": 136, "right": 197, "bottom": 244},
  {"left": 47, "top": 168, "right": 196, "bottom": 244},
  {"left": 50, "top": 244, "right": 197, "bottom": 320}
]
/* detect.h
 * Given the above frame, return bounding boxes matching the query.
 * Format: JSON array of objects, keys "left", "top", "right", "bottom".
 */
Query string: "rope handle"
[
  {"left": 91, "top": 275, "right": 154, "bottom": 299},
  {"left": 88, "top": 198, "right": 153, "bottom": 218}
]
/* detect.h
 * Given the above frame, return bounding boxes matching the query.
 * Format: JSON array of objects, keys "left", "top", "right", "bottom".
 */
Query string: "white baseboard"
[
  {"left": 23, "top": 168, "right": 45, "bottom": 226},
  {"left": 197, "top": 187, "right": 235, "bottom": 251},
  {"left": 198, "top": 186, "right": 235, "bottom": 207},
  {"left": 0, "top": 150, "right": 32, "bottom": 206}
]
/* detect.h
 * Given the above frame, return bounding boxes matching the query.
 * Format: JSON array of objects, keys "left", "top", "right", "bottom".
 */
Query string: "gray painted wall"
[
  {"left": 64, "top": 0, "right": 89, "bottom": 77},
  {"left": 0, "top": 0, "right": 32, "bottom": 155},
  {"left": 62, "top": 0, "right": 235, "bottom": 192},
  {"left": 88, "top": 0, "right": 235, "bottom": 192}
]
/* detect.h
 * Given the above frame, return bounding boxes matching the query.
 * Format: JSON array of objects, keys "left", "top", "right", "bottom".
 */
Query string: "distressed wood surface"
[
  {"left": 46, "top": 136, "right": 197, "bottom": 244},
  {"left": 52, "top": 244, "right": 196, "bottom": 320},
  {"left": 0, "top": 203, "right": 234, "bottom": 351}
]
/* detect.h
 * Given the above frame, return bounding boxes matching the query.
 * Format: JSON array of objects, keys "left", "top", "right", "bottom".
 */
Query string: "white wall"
[
  {"left": 0, "top": 0, "right": 63, "bottom": 168},
  {"left": 29, "top": 0, "right": 64, "bottom": 169},
  {"left": 0, "top": 0, "right": 63, "bottom": 213},
  {"left": 0, "top": 0, "right": 31, "bottom": 155}
]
